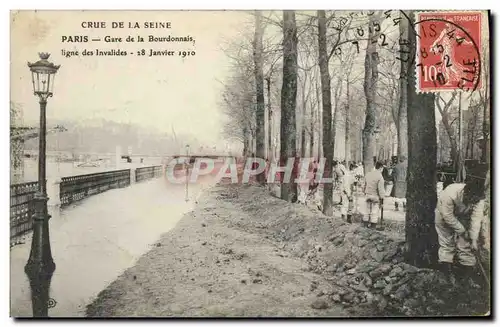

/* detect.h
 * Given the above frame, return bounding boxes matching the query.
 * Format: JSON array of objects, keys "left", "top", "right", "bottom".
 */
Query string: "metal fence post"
[
  {"left": 130, "top": 168, "right": 136, "bottom": 185},
  {"left": 47, "top": 178, "right": 61, "bottom": 220}
]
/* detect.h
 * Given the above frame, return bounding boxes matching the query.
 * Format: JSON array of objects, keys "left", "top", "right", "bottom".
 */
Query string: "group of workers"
[
  {"left": 317, "top": 156, "right": 489, "bottom": 286},
  {"left": 258, "top": 153, "right": 490, "bottom": 285},
  {"left": 323, "top": 156, "right": 408, "bottom": 229}
]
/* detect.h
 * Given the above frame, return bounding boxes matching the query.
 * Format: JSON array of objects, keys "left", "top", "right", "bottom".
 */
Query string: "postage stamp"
[{"left": 415, "top": 11, "right": 483, "bottom": 93}]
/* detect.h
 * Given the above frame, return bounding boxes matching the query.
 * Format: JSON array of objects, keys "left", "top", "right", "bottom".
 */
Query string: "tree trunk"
[
  {"left": 310, "top": 97, "right": 315, "bottom": 158},
  {"left": 470, "top": 127, "right": 475, "bottom": 159},
  {"left": 465, "top": 127, "right": 471, "bottom": 159},
  {"left": 405, "top": 11, "right": 438, "bottom": 268},
  {"left": 301, "top": 123, "right": 307, "bottom": 157},
  {"left": 253, "top": 11, "right": 266, "bottom": 183},
  {"left": 243, "top": 126, "right": 250, "bottom": 156},
  {"left": 362, "top": 13, "right": 380, "bottom": 173},
  {"left": 280, "top": 10, "right": 298, "bottom": 202},
  {"left": 441, "top": 111, "right": 459, "bottom": 167},
  {"left": 315, "top": 76, "right": 323, "bottom": 160},
  {"left": 398, "top": 14, "right": 409, "bottom": 159},
  {"left": 344, "top": 78, "right": 351, "bottom": 163},
  {"left": 266, "top": 77, "right": 273, "bottom": 162},
  {"left": 357, "top": 129, "right": 363, "bottom": 162},
  {"left": 300, "top": 76, "right": 308, "bottom": 158},
  {"left": 345, "top": 103, "right": 350, "bottom": 163},
  {"left": 333, "top": 80, "right": 342, "bottom": 159},
  {"left": 317, "top": 10, "right": 334, "bottom": 215}
]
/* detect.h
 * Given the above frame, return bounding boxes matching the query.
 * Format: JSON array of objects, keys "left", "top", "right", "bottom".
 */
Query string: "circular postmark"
[{"left": 413, "top": 12, "right": 482, "bottom": 92}]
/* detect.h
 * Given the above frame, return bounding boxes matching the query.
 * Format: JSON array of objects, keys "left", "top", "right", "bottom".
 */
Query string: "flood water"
[{"left": 10, "top": 173, "right": 216, "bottom": 317}]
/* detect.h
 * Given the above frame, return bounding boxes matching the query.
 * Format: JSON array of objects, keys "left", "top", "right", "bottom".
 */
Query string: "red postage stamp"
[{"left": 415, "top": 11, "right": 483, "bottom": 93}]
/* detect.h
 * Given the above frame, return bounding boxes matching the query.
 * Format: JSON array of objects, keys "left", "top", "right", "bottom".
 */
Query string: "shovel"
[{"left": 473, "top": 248, "right": 490, "bottom": 289}]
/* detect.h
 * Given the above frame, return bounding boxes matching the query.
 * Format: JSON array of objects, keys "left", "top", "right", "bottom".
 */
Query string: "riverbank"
[{"left": 86, "top": 184, "right": 490, "bottom": 317}]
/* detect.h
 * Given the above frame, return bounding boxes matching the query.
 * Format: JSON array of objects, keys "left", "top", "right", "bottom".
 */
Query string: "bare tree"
[
  {"left": 435, "top": 91, "right": 458, "bottom": 167},
  {"left": 266, "top": 76, "right": 272, "bottom": 160},
  {"left": 343, "top": 62, "right": 363, "bottom": 163},
  {"left": 362, "top": 12, "right": 381, "bottom": 172},
  {"left": 280, "top": 10, "right": 298, "bottom": 202},
  {"left": 297, "top": 71, "right": 315, "bottom": 158},
  {"left": 464, "top": 95, "right": 483, "bottom": 160},
  {"left": 262, "top": 21, "right": 284, "bottom": 163},
  {"left": 330, "top": 46, "right": 361, "bottom": 163},
  {"left": 220, "top": 61, "right": 257, "bottom": 157},
  {"left": 479, "top": 42, "right": 490, "bottom": 165},
  {"left": 315, "top": 74, "right": 323, "bottom": 160},
  {"left": 10, "top": 101, "right": 24, "bottom": 174},
  {"left": 220, "top": 13, "right": 283, "bottom": 160},
  {"left": 317, "top": 10, "right": 335, "bottom": 215},
  {"left": 309, "top": 72, "right": 319, "bottom": 158},
  {"left": 253, "top": 11, "right": 266, "bottom": 183},
  {"left": 397, "top": 13, "right": 409, "bottom": 159},
  {"left": 332, "top": 67, "right": 343, "bottom": 160}
]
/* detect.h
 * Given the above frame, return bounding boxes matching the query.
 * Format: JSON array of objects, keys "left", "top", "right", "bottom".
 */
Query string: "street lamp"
[{"left": 25, "top": 53, "right": 60, "bottom": 317}]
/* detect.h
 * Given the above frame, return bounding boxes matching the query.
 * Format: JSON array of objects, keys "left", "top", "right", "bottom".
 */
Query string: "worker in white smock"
[{"left": 435, "top": 178, "right": 485, "bottom": 283}]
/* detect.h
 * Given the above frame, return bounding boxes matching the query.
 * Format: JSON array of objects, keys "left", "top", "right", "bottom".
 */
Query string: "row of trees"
[
  {"left": 221, "top": 11, "right": 409, "bottom": 210},
  {"left": 221, "top": 10, "right": 489, "bottom": 266}
]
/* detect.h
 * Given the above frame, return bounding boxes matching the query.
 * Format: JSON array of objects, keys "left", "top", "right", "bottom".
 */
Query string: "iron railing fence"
[
  {"left": 60, "top": 169, "right": 131, "bottom": 207},
  {"left": 10, "top": 181, "right": 39, "bottom": 240},
  {"left": 135, "top": 165, "right": 162, "bottom": 183}
]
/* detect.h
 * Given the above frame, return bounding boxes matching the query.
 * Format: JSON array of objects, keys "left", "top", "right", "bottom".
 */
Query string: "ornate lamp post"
[{"left": 25, "top": 53, "right": 60, "bottom": 317}]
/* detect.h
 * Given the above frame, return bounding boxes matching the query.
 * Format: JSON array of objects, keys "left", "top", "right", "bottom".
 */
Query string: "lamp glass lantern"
[{"left": 27, "top": 53, "right": 60, "bottom": 101}]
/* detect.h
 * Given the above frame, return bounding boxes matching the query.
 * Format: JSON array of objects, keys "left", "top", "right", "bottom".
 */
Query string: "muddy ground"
[{"left": 86, "top": 184, "right": 490, "bottom": 317}]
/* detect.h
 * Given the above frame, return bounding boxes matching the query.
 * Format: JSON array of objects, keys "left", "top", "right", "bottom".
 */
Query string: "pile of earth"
[{"left": 215, "top": 184, "right": 490, "bottom": 316}]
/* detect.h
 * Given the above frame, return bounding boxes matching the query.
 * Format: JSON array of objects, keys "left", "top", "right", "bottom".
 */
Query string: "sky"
[
  {"left": 10, "top": 10, "right": 489, "bottom": 151},
  {"left": 10, "top": 10, "right": 250, "bottom": 146}
]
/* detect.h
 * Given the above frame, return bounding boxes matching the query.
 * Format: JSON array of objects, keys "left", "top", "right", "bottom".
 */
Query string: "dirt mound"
[{"left": 217, "top": 184, "right": 490, "bottom": 316}]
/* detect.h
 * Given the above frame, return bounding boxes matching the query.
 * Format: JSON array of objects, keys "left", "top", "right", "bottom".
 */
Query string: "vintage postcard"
[{"left": 9, "top": 10, "right": 491, "bottom": 318}]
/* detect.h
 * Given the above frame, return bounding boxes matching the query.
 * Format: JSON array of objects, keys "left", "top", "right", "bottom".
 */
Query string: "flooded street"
[{"left": 10, "top": 174, "right": 216, "bottom": 317}]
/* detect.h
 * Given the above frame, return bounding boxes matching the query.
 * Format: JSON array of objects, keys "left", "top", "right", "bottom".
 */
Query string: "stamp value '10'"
[{"left": 415, "top": 11, "right": 482, "bottom": 93}]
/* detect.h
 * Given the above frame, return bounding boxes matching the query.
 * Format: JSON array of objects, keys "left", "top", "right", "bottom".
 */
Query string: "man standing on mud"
[
  {"left": 392, "top": 156, "right": 407, "bottom": 211},
  {"left": 360, "top": 161, "right": 386, "bottom": 229},
  {"left": 340, "top": 163, "right": 355, "bottom": 223}
]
